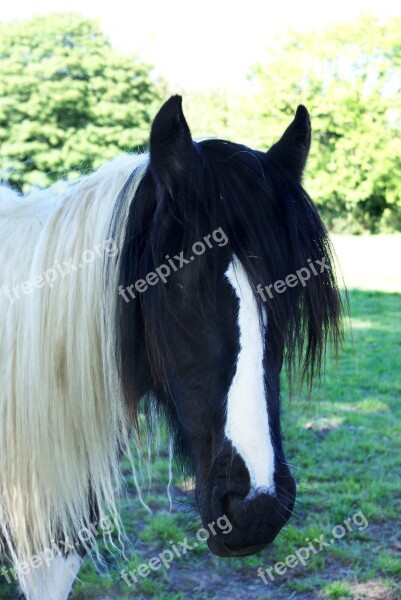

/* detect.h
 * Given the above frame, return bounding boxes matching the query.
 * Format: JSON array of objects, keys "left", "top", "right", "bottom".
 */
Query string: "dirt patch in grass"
[
  {"left": 348, "top": 579, "right": 400, "bottom": 600},
  {"left": 166, "top": 557, "right": 311, "bottom": 600}
]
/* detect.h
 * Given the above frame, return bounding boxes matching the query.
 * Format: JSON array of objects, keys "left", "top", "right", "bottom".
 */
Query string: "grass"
[{"left": 1, "top": 235, "right": 400, "bottom": 599}]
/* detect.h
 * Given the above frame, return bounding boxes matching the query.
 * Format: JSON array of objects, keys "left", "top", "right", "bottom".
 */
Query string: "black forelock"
[{"left": 200, "top": 139, "right": 343, "bottom": 379}]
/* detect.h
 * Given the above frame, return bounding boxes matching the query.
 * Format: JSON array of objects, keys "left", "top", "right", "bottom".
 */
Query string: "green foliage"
[
  {"left": 248, "top": 15, "right": 401, "bottom": 233},
  {"left": 324, "top": 581, "right": 352, "bottom": 599},
  {"left": 184, "top": 16, "right": 401, "bottom": 233},
  {"left": 0, "top": 14, "right": 163, "bottom": 190}
]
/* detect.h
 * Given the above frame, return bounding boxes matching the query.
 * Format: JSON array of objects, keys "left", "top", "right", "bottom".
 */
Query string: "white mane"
[{"left": 0, "top": 154, "right": 148, "bottom": 586}]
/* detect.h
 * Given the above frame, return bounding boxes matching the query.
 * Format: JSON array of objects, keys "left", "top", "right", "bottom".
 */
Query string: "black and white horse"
[{"left": 0, "top": 96, "right": 342, "bottom": 599}]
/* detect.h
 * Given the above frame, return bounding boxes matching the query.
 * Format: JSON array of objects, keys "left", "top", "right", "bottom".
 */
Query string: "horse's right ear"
[
  {"left": 150, "top": 95, "right": 195, "bottom": 193},
  {"left": 267, "top": 105, "right": 311, "bottom": 181}
]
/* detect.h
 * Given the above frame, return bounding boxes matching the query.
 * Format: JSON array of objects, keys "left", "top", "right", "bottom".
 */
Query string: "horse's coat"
[{"left": 24, "top": 554, "right": 82, "bottom": 600}]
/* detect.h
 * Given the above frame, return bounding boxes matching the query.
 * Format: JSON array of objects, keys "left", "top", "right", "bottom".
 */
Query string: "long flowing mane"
[{"left": 0, "top": 154, "right": 148, "bottom": 573}]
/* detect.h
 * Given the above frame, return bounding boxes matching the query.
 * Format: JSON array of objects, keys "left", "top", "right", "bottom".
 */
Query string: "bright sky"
[{"left": 2, "top": 0, "right": 401, "bottom": 90}]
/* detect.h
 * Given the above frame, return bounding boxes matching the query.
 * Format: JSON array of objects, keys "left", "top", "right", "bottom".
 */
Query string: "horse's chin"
[{"left": 207, "top": 537, "right": 267, "bottom": 557}]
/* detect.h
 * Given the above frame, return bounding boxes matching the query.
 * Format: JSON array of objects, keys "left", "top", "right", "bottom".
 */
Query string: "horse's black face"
[
  {"left": 118, "top": 96, "right": 342, "bottom": 558},
  {"left": 163, "top": 252, "right": 296, "bottom": 557}
]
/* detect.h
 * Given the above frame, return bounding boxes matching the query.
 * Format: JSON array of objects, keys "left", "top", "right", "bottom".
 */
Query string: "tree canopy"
[
  {"left": 184, "top": 16, "right": 401, "bottom": 232},
  {"left": 0, "top": 14, "right": 163, "bottom": 190},
  {"left": 245, "top": 15, "right": 401, "bottom": 232}
]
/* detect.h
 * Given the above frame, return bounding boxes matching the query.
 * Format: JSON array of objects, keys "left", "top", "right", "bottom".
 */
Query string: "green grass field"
[{"left": 1, "top": 235, "right": 400, "bottom": 600}]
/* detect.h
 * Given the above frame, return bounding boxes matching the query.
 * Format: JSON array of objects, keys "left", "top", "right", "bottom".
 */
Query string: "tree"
[
  {"left": 0, "top": 14, "right": 164, "bottom": 191},
  {"left": 248, "top": 15, "right": 401, "bottom": 232}
]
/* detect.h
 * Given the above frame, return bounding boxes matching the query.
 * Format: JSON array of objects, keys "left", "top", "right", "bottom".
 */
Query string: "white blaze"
[{"left": 224, "top": 257, "right": 275, "bottom": 494}]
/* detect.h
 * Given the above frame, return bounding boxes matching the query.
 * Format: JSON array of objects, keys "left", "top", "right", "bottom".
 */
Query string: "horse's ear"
[
  {"left": 149, "top": 95, "right": 195, "bottom": 192},
  {"left": 267, "top": 105, "right": 311, "bottom": 181}
]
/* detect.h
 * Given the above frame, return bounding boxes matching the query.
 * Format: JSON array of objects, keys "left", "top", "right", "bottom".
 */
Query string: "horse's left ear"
[
  {"left": 267, "top": 105, "right": 311, "bottom": 181},
  {"left": 150, "top": 95, "right": 196, "bottom": 193}
]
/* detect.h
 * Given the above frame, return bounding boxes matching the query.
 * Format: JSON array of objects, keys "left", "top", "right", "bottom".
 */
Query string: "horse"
[{"left": 0, "top": 95, "right": 342, "bottom": 599}]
